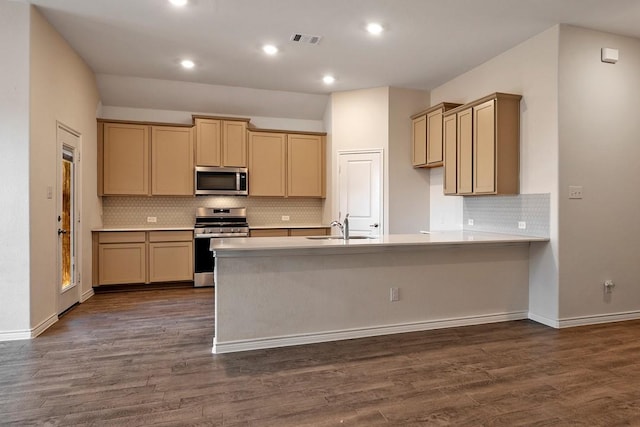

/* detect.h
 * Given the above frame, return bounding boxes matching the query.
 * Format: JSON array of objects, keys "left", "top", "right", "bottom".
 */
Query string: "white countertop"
[
  {"left": 93, "top": 227, "right": 194, "bottom": 232},
  {"left": 211, "top": 231, "right": 548, "bottom": 257}
]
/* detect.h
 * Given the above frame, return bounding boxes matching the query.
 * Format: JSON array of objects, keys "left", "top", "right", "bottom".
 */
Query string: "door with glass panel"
[{"left": 58, "top": 125, "right": 80, "bottom": 314}]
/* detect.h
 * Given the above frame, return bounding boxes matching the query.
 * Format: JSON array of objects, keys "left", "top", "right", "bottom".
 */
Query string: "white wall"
[
  {"left": 0, "top": 1, "right": 31, "bottom": 338},
  {"left": 29, "top": 7, "right": 101, "bottom": 329},
  {"left": 558, "top": 26, "right": 640, "bottom": 322},
  {"left": 429, "top": 26, "right": 560, "bottom": 323},
  {"left": 388, "top": 88, "right": 431, "bottom": 233}
]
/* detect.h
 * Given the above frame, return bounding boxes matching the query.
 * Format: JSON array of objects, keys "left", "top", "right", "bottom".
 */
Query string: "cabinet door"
[
  {"left": 149, "top": 241, "right": 194, "bottom": 282},
  {"left": 98, "top": 243, "right": 146, "bottom": 285},
  {"left": 443, "top": 114, "right": 458, "bottom": 195},
  {"left": 103, "top": 123, "right": 150, "bottom": 195},
  {"left": 248, "top": 132, "right": 286, "bottom": 197},
  {"left": 426, "top": 109, "right": 444, "bottom": 165},
  {"left": 195, "top": 119, "right": 221, "bottom": 166},
  {"left": 287, "top": 134, "right": 325, "bottom": 198},
  {"left": 457, "top": 108, "right": 474, "bottom": 195},
  {"left": 473, "top": 99, "right": 496, "bottom": 194},
  {"left": 222, "top": 121, "right": 247, "bottom": 167},
  {"left": 412, "top": 115, "right": 427, "bottom": 167},
  {"left": 151, "top": 126, "right": 194, "bottom": 196}
]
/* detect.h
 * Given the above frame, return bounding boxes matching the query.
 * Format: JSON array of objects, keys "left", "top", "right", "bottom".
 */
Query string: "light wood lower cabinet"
[
  {"left": 250, "top": 228, "right": 330, "bottom": 237},
  {"left": 94, "top": 230, "right": 193, "bottom": 286}
]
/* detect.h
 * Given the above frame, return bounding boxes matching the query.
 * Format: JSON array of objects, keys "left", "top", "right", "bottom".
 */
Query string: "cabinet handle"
[{"left": 370, "top": 223, "right": 379, "bottom": 228}]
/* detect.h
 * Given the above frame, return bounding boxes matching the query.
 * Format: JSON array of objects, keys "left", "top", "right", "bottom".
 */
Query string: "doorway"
[
  {"left": 337, "top": 149, "right": 383, "bottom": 236},
  {"left": 57, "top": 124, "right": 80, "bottom": 314}
]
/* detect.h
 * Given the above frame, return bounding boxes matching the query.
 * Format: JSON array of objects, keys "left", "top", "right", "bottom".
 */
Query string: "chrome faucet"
[{"left": 331, "top": 213, "right": 350, "bottom": 240}]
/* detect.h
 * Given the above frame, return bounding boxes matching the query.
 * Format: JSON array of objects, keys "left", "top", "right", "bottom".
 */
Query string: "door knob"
[
  {"left": 370, "top": 223, "right": 379, "bottom": 228},
  {"left": 58, "top": 229, "right": 68, "bottom": 235}
]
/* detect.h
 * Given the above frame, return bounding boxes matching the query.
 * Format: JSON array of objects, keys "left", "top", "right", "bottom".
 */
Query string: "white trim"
[
  {"left": 0, "top": 313, "right": 59, "bottom": 341},
  {"left": 80, "top": 288, "right": 95, "bottom": 303},
  {"left": 557, "top": 310, "right": 640, "bottom": 328},
  {"left": 528, "top": 312, "right": 560, "bottom": 328},
  {"left": 31, "top": 313, "right": 58, "bottom": 337},
  {"left": 212, "top": 311, "right": 528, "bottom": 354},
  {"left": 0, "top": 329, "right": 32, "bottom": 342}
]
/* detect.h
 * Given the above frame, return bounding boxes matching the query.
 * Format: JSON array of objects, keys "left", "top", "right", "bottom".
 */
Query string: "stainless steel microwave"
[{"left": 195, "top": 167, "right": 248, "bottom": 196}]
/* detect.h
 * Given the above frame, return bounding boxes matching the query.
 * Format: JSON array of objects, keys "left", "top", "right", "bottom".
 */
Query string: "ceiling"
[{"left": 29, "top": 0, "right": 640, "bottom": 114}]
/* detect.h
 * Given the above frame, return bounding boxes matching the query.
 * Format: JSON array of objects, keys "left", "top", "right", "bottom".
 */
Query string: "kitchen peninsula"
[{"left": 211, "top": 231, "right": 548, "bottom": 353}]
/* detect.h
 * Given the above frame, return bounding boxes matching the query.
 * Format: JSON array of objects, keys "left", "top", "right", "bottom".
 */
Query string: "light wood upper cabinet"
[
  {"left": 443, "top": 113, "right": 458, "bottom": 195},
  {"left": 248, "top": 131, "right": 326, "bottom": 198},
  {"left": 151, "top": 126, "right": 194, "bottom": 196},
  {"left": 443, "top": 93, "right": 521, "bottom": 196},
  {"left": 287, "top": 134, "right": 325, "bottom": 197},
  {"left": 195, "top": 118, "right": 221, "bottom": 166},
  {"left": 248, "top": 131, "right": 287, "bottom": 197},
  {"left": 411, "top": 115, "right": 427, "bottom": 166},
  {"left": 101, "top": 123, "right": 150, "bottom": 195},
  {"left": 411, "top": 103, "right": 461, "bottom": 168},
  {"left": 457, "top": 107, "right": 474, "bottom": 195},
  {"left": 222, "top": 121, "right": 248, "bottom": 167},
  {"left": 195, "top": 117, "right": 248, "bottom": 167}
]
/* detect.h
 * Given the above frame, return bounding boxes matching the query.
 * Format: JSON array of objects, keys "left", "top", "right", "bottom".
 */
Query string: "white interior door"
[
  {"left": 57, "top": 125, "right": 80, "bottom": 314},
  {"left": 338, "top": 150, "right": 383, "bottom": 236}
]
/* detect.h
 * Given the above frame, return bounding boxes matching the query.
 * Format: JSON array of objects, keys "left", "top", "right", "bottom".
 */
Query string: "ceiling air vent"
[{"left": 290, "top": 33, "right": 322, "bottom": 45}]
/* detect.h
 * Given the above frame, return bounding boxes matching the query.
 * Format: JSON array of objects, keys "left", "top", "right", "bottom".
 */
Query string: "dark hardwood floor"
[{"left": 1, "top": 288, "right": 640, "bottom": 426}]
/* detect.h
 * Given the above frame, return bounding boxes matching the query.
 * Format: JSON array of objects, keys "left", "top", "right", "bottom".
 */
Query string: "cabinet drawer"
[
  {"left": 98, "top": 231, "right": 146, "bottom": 244},
  {"left": 289, "top": 228, "right": 329, "bottom": 237},
  {"left": 250, "top": 229, "right": 289, "bottom": 237},
  {"left": 148, "top": 230, "right": 193, "bottom": 242}
]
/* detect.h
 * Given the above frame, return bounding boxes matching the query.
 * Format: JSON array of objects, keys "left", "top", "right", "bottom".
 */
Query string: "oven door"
[{"left": 194, "top": 236, "right": 214, "bottom": 287}]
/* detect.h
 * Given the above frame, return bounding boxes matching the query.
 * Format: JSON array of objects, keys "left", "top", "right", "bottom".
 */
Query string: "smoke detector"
[{"left": 290, "top": 33, "right": 322, "bottom": 45}]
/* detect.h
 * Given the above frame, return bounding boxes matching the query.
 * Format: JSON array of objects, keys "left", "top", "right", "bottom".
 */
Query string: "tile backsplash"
[
  {"left": 102, "top": 196, "right": 324, "bottom": 227},
  {"left": 463, "top": 193, "right": 550, "bottom": 237}
]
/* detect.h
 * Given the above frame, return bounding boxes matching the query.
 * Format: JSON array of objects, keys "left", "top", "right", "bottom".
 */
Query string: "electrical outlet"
[
  {"left": 281, "top": 215, "right": 290, "bottom": 221},
  {"left": 604, "top": 280, "right": 615, "bottom": 293},
  {"left": 569, "top": 186, "right": 583, "bottom": 199},
  {"left": 390, "top": 287, "right": 399, "bottom": 302},
  {"left": 147, "top": 216, "right": 157, "bottom": 223},
  {"left": 468, "top": 219, "right": 474, "bottom": 226},
  {"left": 518, "top": 221, "right": 526, "bottom": 229}
]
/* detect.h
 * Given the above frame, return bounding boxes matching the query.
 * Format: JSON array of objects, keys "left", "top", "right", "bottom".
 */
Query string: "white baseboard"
[
  {"left": 81, "top": 288, "right": 95, "bottom": 303},
  {"left": 557, "top": 310, "right": 640, "bottom": 328},
  {"left": 528, "top": 312, "right": 560, "bottom": 328},
  {"left": 31, "top": 313, "right": 58, "bottom": 338},
  {"left": 213, "top": 311, "right": 529, "bottom": 354},
  {"left": 0, "top": 329, "right": 32, "bottom": 341},
  {"left": 0, "top": 312, "right": 58, "bottom": 342}
]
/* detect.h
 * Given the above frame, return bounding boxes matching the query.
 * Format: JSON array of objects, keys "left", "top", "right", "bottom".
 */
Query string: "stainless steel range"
[{"left": 193, "top": 207, "right": 249, "bottom": 287}]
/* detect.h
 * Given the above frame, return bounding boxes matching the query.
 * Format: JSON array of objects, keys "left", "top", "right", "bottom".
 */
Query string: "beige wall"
[
  {"left": 29, "top": 7, "right": 101, "bottom": 328},
  {"left": 388, "top": 87, "right": 431, "bottom": 233},
  {"left": 328, "top": 87, "right": 430, "bottom": 232},
  {"left": 0, "top": 1, "right": 31, "bottom": 337},
  {"left": 429, "top": 26, "right": 560, "bottom": 323},
  {"left": 558, "top": 25, "right": 640, "bottom": 321}
]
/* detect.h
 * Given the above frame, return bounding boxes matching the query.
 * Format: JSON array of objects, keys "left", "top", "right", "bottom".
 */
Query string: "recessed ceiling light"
[
  {"left": 169, "top": 0, "right": 188, "bottom": 6},
  {"left": 323, "top": 75, "right": 335, "bottom": 85},
  {"left": 263, "top": 45, "right": 278, "bottom": 55},
  {"left": 180, "top": 59, "right": 195, "bottom": 69},
  {"left": 366, "top": 22, "right": 384, "bottom": 35}
]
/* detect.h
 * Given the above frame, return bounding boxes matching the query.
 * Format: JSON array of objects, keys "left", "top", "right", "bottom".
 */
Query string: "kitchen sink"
[{"left": 306, "top": 235, "right": 375, "bottom": 240}]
